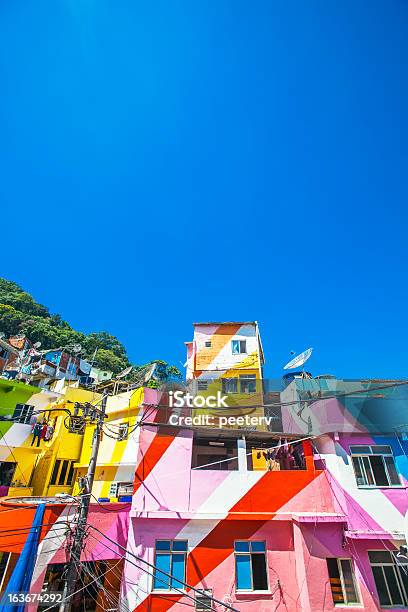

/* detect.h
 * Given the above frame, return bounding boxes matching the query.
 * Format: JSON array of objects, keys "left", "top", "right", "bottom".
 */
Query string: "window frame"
[
  {"left": 231, "top": 340, "right": 247, "bottom": 355},
  {"left": 369, "top": 550, "right": 408, "bottom": 607},
  {"left": 221, "top": 378, "right": 238, "bottom": 394},
  {"left": 13, "top": 404, "right": 34, "bottom": 424},
  {"left": 50, "top": 459, "right": 76, "bottom": 487},
  {"left": 327, "top": 557, "right": 361, "bottom": 606},
  {"left": 239, "top": 374, "right": 257, "bottom": 394},
  {"left": 153, "top": 539, "right": 188, "bottom": 593},
  {"left": 234, "top": 540, "right": 269, "bottom": 592},
  {"left": 350, "top": 445, "right": 401, "bottom": 488}
]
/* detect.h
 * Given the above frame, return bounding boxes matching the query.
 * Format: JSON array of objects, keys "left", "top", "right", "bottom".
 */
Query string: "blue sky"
[{"left": 1, "top": 1, "right": 407, "bottom": 379}]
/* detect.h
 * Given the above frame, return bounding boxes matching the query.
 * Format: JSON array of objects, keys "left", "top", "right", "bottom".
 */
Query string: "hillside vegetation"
[{"left": 0, "top": 278, "right": 180, "bottom": 383}]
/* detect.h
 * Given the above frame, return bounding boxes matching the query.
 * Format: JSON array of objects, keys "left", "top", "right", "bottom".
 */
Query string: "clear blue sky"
[{"left": 1, "top": 1, "right": 407, "bottom": 379}]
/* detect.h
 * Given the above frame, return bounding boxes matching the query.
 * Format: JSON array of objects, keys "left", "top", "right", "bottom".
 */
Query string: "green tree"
[
  {"left": 83, "top": 332, "right": 128, "bottom": 360},
  {"left": 93, "top": 349, "right": 128, "bottom": 375},
  {"left": 0, "top": 278, "right": 49, "bottom": 318}
]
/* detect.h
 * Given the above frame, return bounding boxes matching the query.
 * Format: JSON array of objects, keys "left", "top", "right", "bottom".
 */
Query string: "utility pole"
[{"left": 59, "top": 391, "right": 108, "bottom": 612}]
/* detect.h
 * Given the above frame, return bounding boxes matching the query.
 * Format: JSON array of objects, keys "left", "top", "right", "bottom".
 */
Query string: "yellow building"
[
  {"left": 0, "top": 378, "right": 61, "bottom": 497},
  {"left": 185, "top": 321, "right": 266, "bottom": 429},
  {"left": 30, "top": 386, "right": 103, "bottom": 497},
  {"left": 73, "top": 387, "right": 144, "bottom": 501}
]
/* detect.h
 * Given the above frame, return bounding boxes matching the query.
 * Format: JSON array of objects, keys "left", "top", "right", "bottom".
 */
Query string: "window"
[
  {"left": 40, "top": 561, "right": 108, "bottom": 611},
  {"left": 0, "top": 348, "right": 8, "bottom": 360},
  {"left": 153, "top": 540, "right": 187, "bottom": 591},
  {"left": 327, "top": 558, "right": 360, "bottom": 605},
  {"left": 118, "top": 423, "right": 129, "bottom": 441},
  {"left": 240, "top": 374, "right": 256, "bottom": 394},
  {"left": 50, "top": 460, "right": 75, "bottom": 486},
  {"left": 205, "top": 341, "right": 211, "bottom": 348},
  {"left": 231, "top": 340, "right": 246, "bottom": 355},
  {"left": 195, "top": 589, "right": 213, "bottom": 611},
  {"left": 350, "top": 445, "right": 400, "bottom": 487},
  {"left": 192, "top": 436, "right": 238, "bottom": 470},
  {"left": 234, "top": 541, "right": 268, "bottom": 591},
  {"left": 109, "top": 482, "right": 119, "bottom": 497},
  {"left": 222, "top": 378, "right": 238, "bottom": 394},
  {"left": 197, "top": 380, "right": 208, "bottom": 391},
  {"left": 369, "top": 550, "right": 408, "bottom": 607},
  {"left": 13, "top": 404, "right": 34, "bottom": 424},
  {"left": 0, "top": 462, "right": 17, "bottom": 487},
  {"left": 117, "top": 482, "right": 133, "bottom": 497}
]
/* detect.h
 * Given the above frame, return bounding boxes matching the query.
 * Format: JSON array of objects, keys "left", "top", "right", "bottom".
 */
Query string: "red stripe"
[{"left": 134, "top": 468, "right": 321, "bottom": 611}]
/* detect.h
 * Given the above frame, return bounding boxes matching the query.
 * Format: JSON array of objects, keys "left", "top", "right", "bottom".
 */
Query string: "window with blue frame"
[
  {"left": 234, "top": 541, "right": 268, "bottom": 591},
  {"left": 153, "top": 540, "right": 188, "bottom": 591}
]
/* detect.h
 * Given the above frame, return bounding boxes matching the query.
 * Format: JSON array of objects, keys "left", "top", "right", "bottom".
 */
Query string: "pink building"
[{"left": 120, "top": 382, "right": 408, "bottom": 612}]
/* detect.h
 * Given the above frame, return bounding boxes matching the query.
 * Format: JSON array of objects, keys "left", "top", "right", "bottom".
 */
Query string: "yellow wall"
[{"left": 73, "top": 388, "right": 144, "bottom": 499}]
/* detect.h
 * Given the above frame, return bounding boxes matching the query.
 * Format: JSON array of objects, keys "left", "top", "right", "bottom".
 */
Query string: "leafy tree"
[
  {"left": 0, "top": 278, "right": 183, "bottom": 384},
  {"left": 0, "top": 278, "right": 49, "bottom": 318},
  {"left": 129, "top": 360, "right": 182, "bottom": 387},
  {"left": 83, "top": 332, "right": 127, "bottom": 360},
  {"left": 92, "top": 348, "right": 128, "bottom": 375},
  {"left": 0, "top": 304, "right": 27, "bottom": 336}
]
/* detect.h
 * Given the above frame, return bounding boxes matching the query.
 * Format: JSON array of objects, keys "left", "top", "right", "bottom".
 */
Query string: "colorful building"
[
  {"left": 0, "top": 324, "right": 407, "bottom": 611},
  {"left": 185, "top": 322, "right": 266, "bottom": 429},
  {"left": 119, "top": 378, "right": 408, "bottom": 611}
]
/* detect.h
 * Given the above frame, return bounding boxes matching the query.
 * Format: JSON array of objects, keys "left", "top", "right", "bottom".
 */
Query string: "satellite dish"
[
  {"left": 283, "top": 348, "right": 313, "bottom": 370},
  {"left": 68, "top": 344, "right": 82, "bottom": 354},
  {"left": 33, "top": 342, "right": 41, "bottom": 349},
  {"left": 0, "top": 333, "right": 5, "bottom": 340},
  {"left": 116, "top": 366, "right": 133, "bottom": 379}
]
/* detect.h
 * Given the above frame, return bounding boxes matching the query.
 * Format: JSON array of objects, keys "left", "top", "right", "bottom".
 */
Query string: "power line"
[
  {"left": 87, "top": 525, "right": 239, "bottom": 612},
  {"left": 85, "top": 530, "right": 217, "bottom": 612}
]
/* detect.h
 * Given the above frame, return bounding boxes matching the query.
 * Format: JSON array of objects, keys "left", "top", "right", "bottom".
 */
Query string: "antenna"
[
  {"left": 283, "top": 347, "right": 313, "bottom": 370},
  {"left": 116, "top": 366, "right": 133, "bottom": 379}
]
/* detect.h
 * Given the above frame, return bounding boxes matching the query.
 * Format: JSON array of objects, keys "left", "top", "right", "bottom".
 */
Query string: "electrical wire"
[
  {"left": 85, "top": 530, "right": 215, "bottom": 612},
  {"left": 86, "top": 526, "right": 238, "bottom": 612}
]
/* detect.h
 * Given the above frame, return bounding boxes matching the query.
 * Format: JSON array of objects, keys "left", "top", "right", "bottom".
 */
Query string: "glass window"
[
  {"left": 153, "top": 540, "right": 187, "bottom": 591},
  {"left": 350, "top": 445, "right": 372, "bottom": 455},
  {"left": 66, "top": 461, "right": 75, "bottom": 486},
  {"left": 222, "top": 378, "right": 238, "bottom": 394},
  {"left": 240, "top": 374, "right": 256, "bottom": 394},
  {"left": 351, "top": 446, "right": 400, "bottom": 487},
  {"left": 231, "top": 340, "right": 247, "bottom": 355},
  {"left": 369, "top": 549, "right": 408, "bottom": 606},
  {"left": 234, "top": 541, "right": 268, "bottom": 591},
  {"left": 327, "top": 558, "right": 360, "bottom": 605},
  {"left": 13, "top": 404, "right": 34, "bottom": 424},
  {"left": 50, "top": 459, "right": 75, "bottom": 487},
  {"left": 58, "top": 460, "right": 69, "bottom": 485},
  {"left": 50, "top": 460, "right": 61, "bottom": 486}
]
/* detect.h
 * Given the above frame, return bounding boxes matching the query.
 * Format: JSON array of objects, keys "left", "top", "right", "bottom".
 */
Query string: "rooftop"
[{"left": 193, "top": 321, "right": 258, "bottom": 326}]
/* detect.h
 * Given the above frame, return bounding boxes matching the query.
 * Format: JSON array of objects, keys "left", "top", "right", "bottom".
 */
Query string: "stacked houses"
[{"left": 0, "top": 322, "right": 406, "bottom": 611}]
